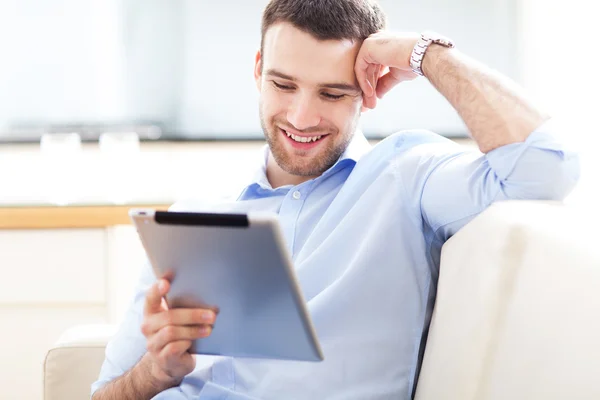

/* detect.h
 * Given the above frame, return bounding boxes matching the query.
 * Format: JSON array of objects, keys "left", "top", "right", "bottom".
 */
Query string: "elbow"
[
  {"left": 539, "top": 156, "right": 580, "bottom": 201},
  {"left": 550, "top": 153, "right": 581, "bottom": 200},
  {"left": 500, "top": 152, "right": 581, "bottom": 202}
]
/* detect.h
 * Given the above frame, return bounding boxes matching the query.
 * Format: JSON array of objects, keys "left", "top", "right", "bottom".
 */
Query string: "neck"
[{"left": 266, "top": 151, "right": 318, "bottom": 188}]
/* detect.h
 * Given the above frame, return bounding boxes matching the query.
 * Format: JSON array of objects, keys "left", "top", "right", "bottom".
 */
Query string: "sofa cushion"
[{"left": 44, "top": 324, "right": 116, "bottom": 400}]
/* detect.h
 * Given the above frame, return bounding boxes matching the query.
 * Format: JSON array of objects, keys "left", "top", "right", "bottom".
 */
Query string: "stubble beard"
[{"left": 259, "top": 107, "right": 354, "bottom": 177}]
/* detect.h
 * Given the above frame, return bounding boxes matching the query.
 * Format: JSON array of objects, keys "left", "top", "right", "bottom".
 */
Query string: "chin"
[
  {"left": 278, "top": 145, "right": 340, "bottom": 178},
  {"left": 262, "top": 119, "right": 351, "bottom": 178},
  {"left": 277, "top": 153, "right": 326, "bottom": 177}
]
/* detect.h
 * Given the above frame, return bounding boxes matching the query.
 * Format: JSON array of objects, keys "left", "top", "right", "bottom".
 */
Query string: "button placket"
[{"left": 278, "top": 184, "right": 312, "bottom": 256}]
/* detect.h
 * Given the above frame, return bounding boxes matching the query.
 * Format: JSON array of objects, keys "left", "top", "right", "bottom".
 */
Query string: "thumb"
[{"left": 144, "top": 279, "right": 170, "bottom": 316}]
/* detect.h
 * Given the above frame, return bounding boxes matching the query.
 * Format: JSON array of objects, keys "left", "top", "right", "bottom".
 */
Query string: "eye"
[
  {"left": 271, "top": 81, "right": 294, "bottom": 90},
  {"left": 321, "top": 92, "right": 345, "bottom": 100}
]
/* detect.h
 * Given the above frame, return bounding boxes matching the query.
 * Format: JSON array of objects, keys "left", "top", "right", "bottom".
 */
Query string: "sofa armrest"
[
  {"left": 44, "top": 324, "right": 117, "bottom": 400},
  {"left": 415, "top": 200, "right": 600, "bottom": 400}
]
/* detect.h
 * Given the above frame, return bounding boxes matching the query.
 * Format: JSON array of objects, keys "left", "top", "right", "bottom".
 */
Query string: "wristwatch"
[{"left": 410, "top": 31, "right": 455, "bottom": 77}]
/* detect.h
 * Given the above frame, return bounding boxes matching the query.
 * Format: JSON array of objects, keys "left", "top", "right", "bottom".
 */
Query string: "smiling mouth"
[{"left": 280, "top": 128, "right": 328, "bottom": 144}]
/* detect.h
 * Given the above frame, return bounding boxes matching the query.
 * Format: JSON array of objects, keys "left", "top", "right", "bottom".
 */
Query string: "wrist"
[
  {"left": 139, "top": 353, "right": 181, "bottom": 392},
  {"left": 410, "top": 31, "right": 455, "bottom": 78},
  {"left": 398, "top": 34, "right": 421, "bottom": 70},
  {"left": 421, "top": 43, "right": 453, "bottom": 79}
]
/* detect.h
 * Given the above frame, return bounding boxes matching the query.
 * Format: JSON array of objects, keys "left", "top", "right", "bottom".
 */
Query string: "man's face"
[{"left": 254, "top": 22, "right": 364, "bottom": 178}]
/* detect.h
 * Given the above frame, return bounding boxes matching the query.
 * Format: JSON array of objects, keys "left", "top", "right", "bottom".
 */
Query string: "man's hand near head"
[
  {"left": 354, "top": 30, "right": 547, "bottom": 153},
  {"left": 354, "top": 31, "right": 420, "bottom": 110},
  {"left": 92, "top": 279, "right": 217, "bottom": 400}
]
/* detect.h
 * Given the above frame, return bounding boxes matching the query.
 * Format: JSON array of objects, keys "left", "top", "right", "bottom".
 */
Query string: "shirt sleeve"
[
  {"left": 90, "top": 200, "right": 205, "bottom": 398},
  {"left": 90, "top": 260, "right": 156, "bottom": 397},
  {"left": 397, "top": 118, "right": 580, "bottom": 242}
]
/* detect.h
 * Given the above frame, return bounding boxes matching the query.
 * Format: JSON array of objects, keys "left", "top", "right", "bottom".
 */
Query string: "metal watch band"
[{"left": 409, "top": 31, "right": 455, "bottom": 77}]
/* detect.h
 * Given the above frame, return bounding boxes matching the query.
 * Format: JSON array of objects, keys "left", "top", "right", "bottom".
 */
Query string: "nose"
[{"left": 286, "top": 93, "right": 321, "bottom": 131}]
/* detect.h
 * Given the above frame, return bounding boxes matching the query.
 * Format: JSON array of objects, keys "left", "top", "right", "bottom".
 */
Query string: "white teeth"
[{"left": 284, "top": 130, "right": 323, "bottom": 143}]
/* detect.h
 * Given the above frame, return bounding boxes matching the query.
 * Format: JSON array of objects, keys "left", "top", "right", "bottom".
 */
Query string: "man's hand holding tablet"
[{"left": 141, "top": 278, "right": 216, "bottom": 388}]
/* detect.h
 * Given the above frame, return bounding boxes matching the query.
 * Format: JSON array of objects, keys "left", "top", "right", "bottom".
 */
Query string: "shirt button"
[{"left": 292, "top": 191, "right": 301, "bottom": 200}]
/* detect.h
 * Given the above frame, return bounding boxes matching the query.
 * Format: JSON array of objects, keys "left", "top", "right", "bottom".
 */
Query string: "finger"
[
  {"left": 370, "top": 64, "right": 385, "bottom": 107},
  {"left": 354, "top": 53, "right": 373, "bottom": 99},
  {"left": 375, "top": 69, "right": 417, "bottom": 99},
  {"left": 368, "top": 64, "right": 386, "bottom": 108},
  {"left": 370, "top": 64, "right": 381, "bottom": 100},
  {"left": 158, "top": 339, "right": 194, "bottom": 362},
  {"left": 367, "top": 63, "right": 377, "bottom": 90},
  {"left": 148, "top": 325, "right": 213, "bottom": 353},
  {"left": 375, "top": 71, "right": 401, "bottom": 99},
  {"left": 361, "top": 63, "right": 379, "bottom": 109},
  {"left": 144, "top": 279, "right": 170, "bottom": 317},
  {"left": 142, "top": 308, "right": 217, "bottom": 336}
]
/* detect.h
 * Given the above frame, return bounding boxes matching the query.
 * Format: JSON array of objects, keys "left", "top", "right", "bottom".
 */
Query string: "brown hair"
[{"left": 260, "top": 0, "right": 386, "bottom": 57}]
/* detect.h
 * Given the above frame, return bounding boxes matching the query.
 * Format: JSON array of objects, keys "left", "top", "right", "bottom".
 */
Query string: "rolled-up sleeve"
[{"left": 398, "top": 119, "right": 580, "bottom": 242}]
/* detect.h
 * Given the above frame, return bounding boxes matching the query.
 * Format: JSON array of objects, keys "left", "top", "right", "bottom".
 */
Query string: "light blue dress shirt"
[{"left": 92, "top": 120, "right": 579, "bottom": 400}]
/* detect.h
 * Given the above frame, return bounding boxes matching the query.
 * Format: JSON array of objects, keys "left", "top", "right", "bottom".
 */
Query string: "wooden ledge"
[{"left": 0, "top": 204, "right": 171, "bottom": 229}]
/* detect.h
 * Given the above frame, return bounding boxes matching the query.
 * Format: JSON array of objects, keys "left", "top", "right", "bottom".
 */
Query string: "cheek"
[
  {"left": 330, "top": 101, "right": 361, "bottom": 132},
  {"left": 261, "top": 89, "right": 288, "bottom": 120}
]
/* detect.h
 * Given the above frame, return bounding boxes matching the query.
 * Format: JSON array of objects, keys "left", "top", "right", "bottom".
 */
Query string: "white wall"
[
  {"left": 0, "top": 0, "right": 127, "bottom": 123},
  {"left": 151, "top": 0, "right": 522, "bottom": 137},
  {"left": 517, "top": 0, "right": 600, "bottom": 205},
  {"left": 0, "top": 0, "right": 519, "bottom": 139}
]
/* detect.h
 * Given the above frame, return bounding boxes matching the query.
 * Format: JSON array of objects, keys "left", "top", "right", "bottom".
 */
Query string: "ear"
[{"left": 254, "top": 50, "right": 262, "bottom": 92}]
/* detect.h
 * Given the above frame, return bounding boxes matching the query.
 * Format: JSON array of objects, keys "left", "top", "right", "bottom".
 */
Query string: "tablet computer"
[{"left": 129, "top": 208, "right": 323, "bottom": 362}]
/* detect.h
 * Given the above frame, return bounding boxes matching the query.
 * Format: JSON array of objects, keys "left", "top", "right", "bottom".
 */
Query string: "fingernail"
[
  {"left": 202, "top": 311, "right": 214, "bottom": 322},
  {"left": 158, "top": 280, "right": 167, "bottom": 292},
  {"left": 366, "top": 80, "right": 373, "bottom": 95},
  {"left": 200, "top": 326, "right": 211, "bottom": 335}
]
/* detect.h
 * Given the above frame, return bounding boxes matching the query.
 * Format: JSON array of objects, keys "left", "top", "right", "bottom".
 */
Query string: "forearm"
[
  {"left": 421, "top": 45, "right": 549, "bottom": 153},
  {"left": 92, "top": 354, "right": 178, "bottom": 400}
]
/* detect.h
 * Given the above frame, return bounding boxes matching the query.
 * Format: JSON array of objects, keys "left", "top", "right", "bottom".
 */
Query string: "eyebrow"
[{"left": 265, "top": 68, "right": 361, "bottom": 93}]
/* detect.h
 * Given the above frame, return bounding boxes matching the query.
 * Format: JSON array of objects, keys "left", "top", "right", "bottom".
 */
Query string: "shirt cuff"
[{"left": 485, "top": 118, "right": 574, "bottom": 180}]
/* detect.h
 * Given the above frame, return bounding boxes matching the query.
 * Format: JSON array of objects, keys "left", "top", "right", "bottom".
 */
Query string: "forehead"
[{"left": 262, "top": 22, "right": 361, "bottom": 84}]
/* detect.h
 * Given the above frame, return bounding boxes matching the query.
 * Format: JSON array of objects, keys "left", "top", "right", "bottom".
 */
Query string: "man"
[{"left": 91, "top": 0, "right": 579, "bottom": 399}]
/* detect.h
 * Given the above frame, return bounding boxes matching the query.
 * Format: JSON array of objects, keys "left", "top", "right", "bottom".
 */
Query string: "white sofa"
[{"left": 44, "top": 200, "right": 600, "bottom": 400}]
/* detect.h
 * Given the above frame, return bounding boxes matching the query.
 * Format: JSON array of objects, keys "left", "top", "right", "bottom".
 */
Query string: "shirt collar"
[
  {"left": 246, "top": 130, "right": 371, "bottom": 192},
  {"left": 338, "top": 129, "right": 371, "bottom": 165}
]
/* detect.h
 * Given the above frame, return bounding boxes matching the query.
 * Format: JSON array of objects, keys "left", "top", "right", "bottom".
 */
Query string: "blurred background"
[
  {"left": 0, "top": 1, "right": 598, "bottom": 399},
  {"left": 0, "top": 0, "right": 598, "bottom": 205},
  {"left": 0, "top": 0, "right": 519, "bottom": 140}
]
